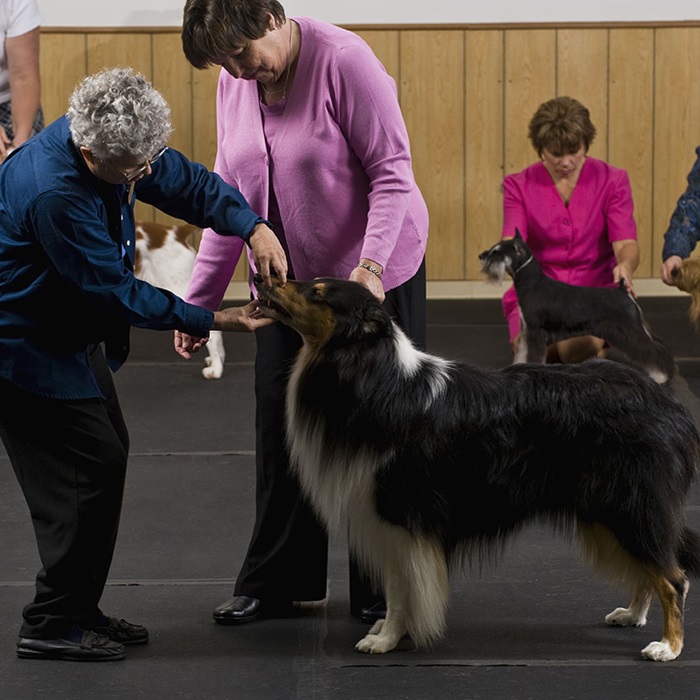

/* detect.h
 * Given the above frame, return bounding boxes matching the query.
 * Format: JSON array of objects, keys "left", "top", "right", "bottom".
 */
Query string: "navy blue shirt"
[
  {"left": 662, "top": 146, "right": 700, "bottom": 261},
  {"left": 0, "top": 116, "right": 266, "bottom": 399}
]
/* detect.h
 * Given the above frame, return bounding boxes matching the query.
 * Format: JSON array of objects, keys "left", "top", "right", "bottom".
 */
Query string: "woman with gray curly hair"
[
  {"left": 0, "top": 66, "right": 287, "bottom": 662},
  {"left": 67, "top": 66, "right": 173, "bottom": 163}
]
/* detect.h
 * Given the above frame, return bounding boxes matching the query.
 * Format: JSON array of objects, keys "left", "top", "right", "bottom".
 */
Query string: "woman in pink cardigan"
[
  {"left": 180, "top": 0, "right": 428, "bottom": 625},
  {"left": 501, "top": 96, "right": 639, "bottom": 363}
]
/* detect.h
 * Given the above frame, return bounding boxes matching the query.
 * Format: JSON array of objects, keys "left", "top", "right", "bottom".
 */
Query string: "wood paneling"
[
  {"left": 39, "top": 24, "right": 700, "bottom": 285},
  {"left": 654, "top": 28, "right": 700, "bottom": 266},
  {"left": 39, "top": 33, "right": 86, "bottom": 123},
  {"left": 401, "top": 30, "right": 465, "bottom": 280},
  {"left": 504, "top": 30, "right": 556, "bottom": 175},
  {"left": 557, "top": 28, "right": 608, "bottom": 159},
  {"left": 609, "top": 28, "right": 654, "bottom": 275},
  {"left": 465, "top": 30, "right": 504, "bottom": 274}
]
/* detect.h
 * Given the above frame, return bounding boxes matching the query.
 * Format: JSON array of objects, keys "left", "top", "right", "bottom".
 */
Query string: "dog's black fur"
[
  {"left": 479, "top": 232, "right": 675, "bottom": 382},
  {"left": 254, "top": 274, "right": 700, "bottom": 661}
]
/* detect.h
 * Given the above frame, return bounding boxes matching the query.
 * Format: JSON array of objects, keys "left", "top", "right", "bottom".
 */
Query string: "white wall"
[{"left": 36, "top": 0, "right": 700, "bottom": 28}]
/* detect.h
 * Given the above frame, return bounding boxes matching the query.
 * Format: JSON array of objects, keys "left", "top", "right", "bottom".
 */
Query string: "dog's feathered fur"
[
  {"left": 479, "top": 232, "right": 675, "bottom": 383},
  {"left": 134, "top": 220, "right": 225, "bottom": 379},
  {"left": 255, "top": 274, "right": 700, "bottom": 661},
  {"left": 671, "top": 258, "right": 700, "bottom": 330}
]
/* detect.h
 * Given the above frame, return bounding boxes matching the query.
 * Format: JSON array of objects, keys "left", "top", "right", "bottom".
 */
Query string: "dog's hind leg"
[
  {"left": 605, "top": 584, "right": 653, "bottom": 627},
  {"left": 355, "top": 531, "right": 449, "bottom": 654},
  {"left": 640, "top": 569, "right": 688, "bottom": 662}
]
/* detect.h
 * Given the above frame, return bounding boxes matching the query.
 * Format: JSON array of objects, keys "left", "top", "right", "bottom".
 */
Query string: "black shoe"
[
  {"left": 359, "top": 601, "right": 387, "bottom": 623},
  {"left": 86, "top": 616, "right": 149, "bottom": 645},
  {"left": 212, "top": 595, "right": 299, "bottom": 625},
  {"left": 16, "top": 628, "right": 125, "bottom": 662}
]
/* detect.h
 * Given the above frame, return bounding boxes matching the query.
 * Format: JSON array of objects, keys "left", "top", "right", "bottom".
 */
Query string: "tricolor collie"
[{"left": 254, "top": 274, "right": 700, "bottom": 662}]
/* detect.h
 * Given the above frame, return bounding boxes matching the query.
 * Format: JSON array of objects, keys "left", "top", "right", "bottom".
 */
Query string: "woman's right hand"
[{"left": 661, "top": 255, "right": 683, "bottom": 285}]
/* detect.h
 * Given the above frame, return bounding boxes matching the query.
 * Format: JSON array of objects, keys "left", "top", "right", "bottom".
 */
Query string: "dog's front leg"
[
  {"left": 202, "top": 330, "right": 225, "bottom": 379},
  {"left": 355, "top": 571, "right": 409, "bottom": 654},
  {"left": 523, "top": 330, "right": 547, "bottom": 364}
]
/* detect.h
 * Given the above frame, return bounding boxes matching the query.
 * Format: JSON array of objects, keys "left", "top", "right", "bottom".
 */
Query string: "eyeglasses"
[{"left": 117, "top": 145, "right": 168, "bottom": 183}]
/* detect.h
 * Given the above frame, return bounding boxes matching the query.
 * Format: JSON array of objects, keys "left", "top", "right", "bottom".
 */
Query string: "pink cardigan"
[
  {"left": 186, "top": 16, "right": 428, "bottom": 311},
  {"left": 500, "top": 157, "right": 637, "bottom": 341}
]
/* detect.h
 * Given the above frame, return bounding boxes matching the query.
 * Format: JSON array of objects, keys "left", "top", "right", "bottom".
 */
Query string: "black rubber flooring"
[{"left": 2, "top": 297, "right": 700, "bottom": 699}]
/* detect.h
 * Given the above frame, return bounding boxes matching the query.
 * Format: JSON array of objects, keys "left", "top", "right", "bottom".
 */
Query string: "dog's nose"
[
  {"left": 253, "top": 273, "right": 263, "bottom": 286},
  {"left": 478, "top": 251, "right": 487, "bottom": 261}
]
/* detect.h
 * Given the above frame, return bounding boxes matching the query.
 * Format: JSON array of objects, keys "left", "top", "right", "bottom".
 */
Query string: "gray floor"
[{"left": 2, "top": 297, "right": 700, "bottom": 699}]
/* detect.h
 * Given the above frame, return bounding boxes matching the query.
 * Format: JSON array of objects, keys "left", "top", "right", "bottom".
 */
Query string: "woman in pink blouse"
[
  {"left": 180, "top": 0, "right": 428, "bottom": 626},
  {"left": 501, "top": 96, "right": 639, "bottom": 363}
]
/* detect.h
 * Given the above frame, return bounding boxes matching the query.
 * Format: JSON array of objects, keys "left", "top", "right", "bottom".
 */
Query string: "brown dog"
[{"left": 672, "top": 259, "right": 700, "bottom": 330}]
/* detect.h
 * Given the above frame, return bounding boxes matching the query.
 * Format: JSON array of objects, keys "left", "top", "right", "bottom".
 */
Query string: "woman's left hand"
[
  {"left": 613, "top": 263, "right": 636, "bottom": 296},
  {"left": 350, "top": 261, "right": 385, "bottom": 303}
]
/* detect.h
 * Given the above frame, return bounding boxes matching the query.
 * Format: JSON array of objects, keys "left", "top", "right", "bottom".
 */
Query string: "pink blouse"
[{"left": 500, "top": 157, "right": 637, "bottom": 341}]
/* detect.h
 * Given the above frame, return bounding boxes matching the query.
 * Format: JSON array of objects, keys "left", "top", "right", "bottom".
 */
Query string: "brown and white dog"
[
  {"left": 134, "top": 220, "right": 225, "bottom": 379},
  {"left": 671, "top": 259, "right": 700, "bottom": 330}
]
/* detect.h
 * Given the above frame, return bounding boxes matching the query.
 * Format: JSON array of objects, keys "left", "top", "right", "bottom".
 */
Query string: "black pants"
[
  {"left": 0, "top": 345, "right": 129, "bottom": 638},
  {"left": 234, "top": 262, "right": 427, "bottom": 612}
]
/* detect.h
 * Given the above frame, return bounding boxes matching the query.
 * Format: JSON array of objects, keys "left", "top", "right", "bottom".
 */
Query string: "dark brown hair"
[
  {"left": 527, "top": 96, "right": 597, "bottom": 157},
  {"left": 182, "top": 0, "right": 286, "bottom": 69}
]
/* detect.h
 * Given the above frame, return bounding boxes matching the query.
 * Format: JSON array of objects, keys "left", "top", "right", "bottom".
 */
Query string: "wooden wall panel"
[
  {"left": 504, "top": 30, "right": 556, "bottom": 175},
  {"left": 39, "top": 34, "right": 86, "bottom": 124},
  {"left": 86, "top": 33, "right": 151, "bottom": 76},
  {"left": 465, "top": 30, "right": 504, "bottom": 272},
  {"left": 192, "top": 66, "right": 219, "bottom": 169},
  {"left": 38, "top": 24, "right": 700, "bottom": 287},
  {"left": 152, "top": 34, "right": 194, "bottom": 226},
  {"left": 609, "top": 28, "right": 654, "bottom": 275},
  {"left": 556, "top": 28, "right": 608, "bottom": 160},
  {"left": 401, "top": 30, "right": 465, "bottom": 280},
  {"left": 654, "top": 28, "right": 700, "bottom": 266}
]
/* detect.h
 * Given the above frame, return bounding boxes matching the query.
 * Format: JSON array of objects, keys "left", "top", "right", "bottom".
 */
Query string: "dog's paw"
[
  {"left": 641, "top": 640, "right": 680, "bottom": 662},
  {"left": 201, "top": 358, "right": 224, "bottom": 380},
  {"left": 355, "top": 633, "right": 398, "bottom": 654},
  {"left": 605, "top": 607, "right": 647, "bottom": 627},
  {"left": 367, "top": 620, "right": 385, "bottom": 635}
]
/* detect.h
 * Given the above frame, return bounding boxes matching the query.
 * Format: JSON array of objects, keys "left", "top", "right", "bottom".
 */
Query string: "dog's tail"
[{"left": 678, "top": 527, "right": 700, "bottom": 578}]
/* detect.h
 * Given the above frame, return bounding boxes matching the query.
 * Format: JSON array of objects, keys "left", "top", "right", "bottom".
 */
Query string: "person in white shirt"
[{"left": 0, "top": 0, "right": 43, "bottom": 160}]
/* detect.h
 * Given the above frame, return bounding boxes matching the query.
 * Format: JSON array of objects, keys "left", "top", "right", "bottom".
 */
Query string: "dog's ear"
[{"left": 514, "top": 228, "right": 523, "bottom": 241}]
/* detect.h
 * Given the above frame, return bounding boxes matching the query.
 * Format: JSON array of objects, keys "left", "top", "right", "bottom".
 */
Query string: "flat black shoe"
[
  {"left": 16, "top": 628, "right": 125, "bottom": 661},
  {"left": 86, "top": 616, "right": 149, "bottom": 645},
  {"left": 213, "top": 596, "right": 299, "bottom": 625},
  {"left": 359, "top": 601, "right": 387, "bottom": 623}
]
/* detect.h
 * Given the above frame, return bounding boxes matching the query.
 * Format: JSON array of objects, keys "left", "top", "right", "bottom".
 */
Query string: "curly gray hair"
[{"left": 67, "top": 67, "right": 173, "bottom": 162}]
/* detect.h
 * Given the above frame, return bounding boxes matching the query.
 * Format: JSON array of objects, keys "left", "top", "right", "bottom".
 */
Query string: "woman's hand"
[
  {"left": 349, "top": 259, "right": 385, "bottom": 303},
  {"left": 212, "top": 300, "right": 275, "bottom": 332},
  {"left": 248, "top": 224, "right": 288, "bottom": 288},
  {"left": 174, "top": 330, "right": 208, "bottom": 360},
  {"left": 661, "top": 255, "right": 683, "bottom": 285}
]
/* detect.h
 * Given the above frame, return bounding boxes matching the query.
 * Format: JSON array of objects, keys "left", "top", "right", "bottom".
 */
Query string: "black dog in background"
[
  {"left": 479, "top": 231, "right": 675, "bottom": 383},
  {"left": 254, "top": 274, "right": 700, "bottom": 661}
]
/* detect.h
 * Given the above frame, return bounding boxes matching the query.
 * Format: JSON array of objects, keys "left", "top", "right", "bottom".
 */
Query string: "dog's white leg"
[
  {"left": 354, "top": 531, "right": 449, "bottom": 654},
  {"left": 513, "top": 321, "right": 529, "bottom": 364},
  {"left": 201, "top": 330, "right": 225, "bottom": 379},
  {"left": 605, "top": 585, "right": 653, "bottom": 627}
]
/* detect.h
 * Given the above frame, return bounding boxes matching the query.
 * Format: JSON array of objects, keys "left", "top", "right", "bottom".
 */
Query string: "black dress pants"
[
  {"left": 234, "top": 262, "right": 427, "bottom": 611},
  {"left": 0, "top": 345, "right": 129, "bottom": 638}
]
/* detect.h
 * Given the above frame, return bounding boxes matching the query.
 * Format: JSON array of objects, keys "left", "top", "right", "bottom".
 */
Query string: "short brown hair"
[
  {"left": 182, "top": 0, "right": 286, "bottom": 69},
  {"left": 527, "top": 96, "right": 597, "bottom": 157}
]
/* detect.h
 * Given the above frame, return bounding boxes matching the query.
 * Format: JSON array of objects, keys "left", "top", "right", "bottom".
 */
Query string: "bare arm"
[
  {"left": 5, "top": 26, "right": 41, "bottom": 149},
  {"left": 611, "top": 238, "right": 640, "bottom": 291}
]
